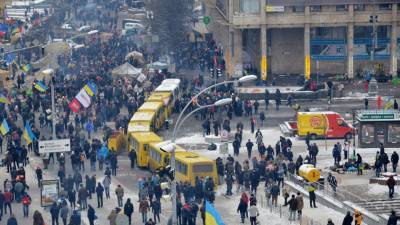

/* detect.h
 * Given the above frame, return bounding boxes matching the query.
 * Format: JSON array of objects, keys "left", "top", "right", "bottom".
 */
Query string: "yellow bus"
[
  {"left": 175, "top": 152, "right": 218, "bottom": 186},
  {"left": 137, "top": 101, "right": 165, "bottom": 129},
  {"left": 147, "top": 92, "right": 173, "bottom": 119},
  {"left": 129, "top": 132, "right": 163, "bottom": 167},
  {"left": 155, "top": 83, "right": 180, "bottom": 102},
  {"left": 128, "top": 111, "right": 156, "bottom": 133},
  {"left": 148, "top": 141, "right": 186, "bottom": 171}
]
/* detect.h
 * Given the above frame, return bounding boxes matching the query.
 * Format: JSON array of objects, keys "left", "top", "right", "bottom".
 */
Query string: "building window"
[
  {"left": 379, "top": 4, "right": 392, "bottom": 10},
  {"left": 292, "top": 5, "right": 304, "bottom": 12},
  {"left": 336, "top": 5, "right": 348, "bottom": 11},
  {"left": 354, "top": 4, "right": 365, "bottom": 11},
  {"left": 310, "top": 5, "right": 321, "bottom": 12},
  {"left": 239, "top": 0, "right": 260, "bottom": 14}
]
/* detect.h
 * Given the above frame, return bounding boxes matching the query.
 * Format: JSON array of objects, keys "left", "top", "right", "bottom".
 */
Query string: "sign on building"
[
  {"left": 265, "top": 5, "right": 284, "bottom": 12},
  {"left": 39, "top": 139, "right": 71, "bottom": 153}
]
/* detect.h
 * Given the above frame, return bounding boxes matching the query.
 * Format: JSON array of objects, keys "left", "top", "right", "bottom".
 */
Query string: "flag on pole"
[
  {"left": 83, "top": 82, "right": 97, "bottom": 97},
  {"left": 34, "top": 81, "right": 48, "bottom": 92},
  {"left": 22, "top": 64, "right": 30, "bottom": 73},
  {"left": 205, "top": 201, "right": 225, "bottom": 225},
  {"left": 0, "top": 119, "right": 10, "bottom": 135},
  {"left": 23, "top": 122, "right": 36, "bottom": 144},
  {"left": 68, "top": 98, "right": 81, "bottom": 113},
  {"left": 76, "top": 89, "right": 91, "bottom": 108},
  {"left": 0, "top": 94, "right": 10, "bottom": 104}
]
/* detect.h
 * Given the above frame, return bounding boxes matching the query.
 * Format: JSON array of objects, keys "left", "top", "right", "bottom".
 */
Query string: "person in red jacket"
[
  {"left": 3, "top": 190, "right": 12, "bottom": 215},
  {"left": 22, "top": 194, "right": 31, "bottom": 217}
]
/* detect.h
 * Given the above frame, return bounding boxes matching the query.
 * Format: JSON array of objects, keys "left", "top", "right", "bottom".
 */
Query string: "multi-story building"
[{"left": 210, "top": 0, "right": 399, "bottom": 79}]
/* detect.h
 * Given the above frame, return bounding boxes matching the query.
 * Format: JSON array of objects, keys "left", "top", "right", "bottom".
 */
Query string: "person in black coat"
[
  {"left": 95, "top": 182, "right": 104, "bottom": 208},
  {"left": 342, "top": 211, "right": 353, "bottom": 225},
  {"left": 50, "top": 202, "right": 60, "bottom": 225},
  {"left": 124, "top": 198, "right": 134, "bottom": 225},
  {"left": 391, "top": 151, "right": 399, "bottom": 172},
  {"left": 388, "top": 210, "right": 400, "bottom": 225},
  {"left": 237, "top": 199, "right": 248, "bottom": 223},
  {"left": 87, "top": 205, "right": 96, "bottom": 225},
  {"left": 0, "top": 190, "right": 4, "bottom": 221}
]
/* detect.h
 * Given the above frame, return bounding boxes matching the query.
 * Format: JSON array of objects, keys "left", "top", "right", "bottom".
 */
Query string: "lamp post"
[
  {"left": 169, "top": 75, "right": 256, "bottom": 225},
  {"left": 42, "top": 68, "right": 56, "bottom": 139}
]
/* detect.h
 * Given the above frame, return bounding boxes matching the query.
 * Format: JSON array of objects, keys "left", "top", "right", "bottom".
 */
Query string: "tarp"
[
  {"left": 148, "top": 61, "right": 169, "bottom": 70},
  {"left": 111, "top": 62, "right": 142, "bottom": 77}
]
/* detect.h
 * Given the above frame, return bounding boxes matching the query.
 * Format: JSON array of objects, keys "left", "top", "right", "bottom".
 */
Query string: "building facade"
[{"left": 211, "top": 0, "right": 400, "bottom": 79}]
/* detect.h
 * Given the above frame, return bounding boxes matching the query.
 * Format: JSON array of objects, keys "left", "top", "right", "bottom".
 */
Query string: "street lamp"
[
  {"left": 42, "top": 68, "right": 56, "bottom": 140},
  {"left": 170, "top": 75, "right": 255, "bottom": 225}
]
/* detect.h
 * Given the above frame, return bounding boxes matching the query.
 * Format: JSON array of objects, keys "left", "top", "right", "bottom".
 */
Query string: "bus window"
[
  {"left": 164, "top": 156, "right": 170, "bottom": 165},
  {"left": 193, "top": 164, "right": 213, "bottom": 173},
  {"left": 144, "top": 144, "right": 149, "bottom": 151},
  {"left": 388, "top": 124, "right": 400, "bottom": 143},
  {"left": 177, "top": 161, "right": 188, "bottom": 175},
  {"left": 361, "top": 124, "right": 374, "bottom": 144}
]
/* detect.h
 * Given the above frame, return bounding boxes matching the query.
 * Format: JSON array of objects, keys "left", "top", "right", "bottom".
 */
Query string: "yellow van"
[
  {"left": 137, "top": 101, "right": 165, "bottom": 129},
  {"left": 147, "top": 92, "right": 173, "bottom": 119},
  {"left": 129, "top": 132, "right": 163, "bottom": 167},
  {"left": 148, "top": 141, "right": 186, "bottom": 171},
  {"left": 175, "top": 152, "right": 218, "bottom": 186},
  {"left": 128, "top": 111, "right": 156, "bottom": 133}
]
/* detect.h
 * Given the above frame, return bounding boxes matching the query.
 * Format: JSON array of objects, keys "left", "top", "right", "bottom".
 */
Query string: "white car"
[
  {"left": 124, "top": 22, "right": 144, "bottom": 30},
  {"left": 77, "top": 26, "right": 91, "bottom": 32}
]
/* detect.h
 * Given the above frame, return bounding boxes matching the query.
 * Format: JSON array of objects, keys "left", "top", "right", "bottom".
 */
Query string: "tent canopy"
[
  {"left": 148, "top": 61, "right": 169, "bottom": 70},
  {"left": 111, "top": 62, "right": 142, "bottom": 77}
]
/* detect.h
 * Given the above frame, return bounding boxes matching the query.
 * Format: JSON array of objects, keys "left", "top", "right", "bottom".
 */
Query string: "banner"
[
  {"left": 76, "top": 89, "right": 91, "bottom": 108},
  {"left": 305, "top": 55, "right": 311, "bottom": 80},
  {"left": 68, "top": 98, "right": 81, "bottom": 113},
  {"left": 261, "top": 56, "right": 267, "bottom": 81},
  {"left": 41, "top": 180, "right": 59, "bottom": 207}
]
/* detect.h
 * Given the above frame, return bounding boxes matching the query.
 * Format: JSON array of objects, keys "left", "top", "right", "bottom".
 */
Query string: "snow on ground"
[{"left": 367, "top": 184, "right": 389, "bottom": 195}]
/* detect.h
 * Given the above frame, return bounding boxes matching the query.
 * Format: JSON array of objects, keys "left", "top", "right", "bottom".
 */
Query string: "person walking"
[
  {"left": 0, "top": 190, "right": 3, "bottom": 221},
  {"left": 308, "top": 184, "right": 317, "bottom": 208},
  {"left": 87, "top": 205, "right": 96, "bottom": 225},
  {"left": 248, "top": 203, "right": 259, "bottom": 225},
  {"left": 129, "top": 150, "right": 137, "bottom": 169},
  {"left": 237, "top": 196, "right": 248, "bottom": 223},
  {"left": 391, "top": 151, "right": 399, "bottom": 172},
  {"left": 78, "top": 184, "right": 88, "bottom": 210},
  {"left": 387, "top": 175, "right": 396, "bottom": 199},
  {"left": 327, "top": 218, "right": 335, "bottom": 225},
  {"left": 21, "top": 193, "right": 31, "bottom": 217},
  {"left": 33, "top": 210, "right": 45, "bottom": 225},
  {"left": 95, "top": 182, "right": 104, "bottom": 208},
  {"left": 296, "top": 192, "right": 304, "bottom": 220},
  {"left": 124, "top": 198, "right": 134, "bottom": 225},
  {"left": 60, "top": 204, "right": 69, "bottom": 225},
  {"left": 284, "top": 194, "right": 297, "bottom": 221},
  {"left": 327, "top": 173, "right": 337, "bottom": 194},
  {"left": 4, "top": 189, "right": 12, "bottom": 214},
  {"left": 115, "top": 184, "right": 124, "bottom": 207},
  {"left": 342, "top": 211, "right": 353, "bottom": 225},
  {"left": 246, "top": 139, "right": 253, "bottom": 159},
  {"left": 50, "top": 202, "right": 60, "bottom": 225},
  {"left": 151, "top": 199, "right": 161, "bottom": 224},
  {"left": 103, "top": 176, "right": 111, "bottom": 198},
  {"left": 139, "top": 198, "right": 150, "bottom": 223}
]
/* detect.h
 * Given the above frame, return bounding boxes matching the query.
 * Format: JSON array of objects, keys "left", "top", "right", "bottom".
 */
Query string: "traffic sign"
[
  {"left": 203, "top": 16, "right": 211, "bottom": 25},
  {"left": 39, "top": 139, "right": 71, "bottom": 153}
]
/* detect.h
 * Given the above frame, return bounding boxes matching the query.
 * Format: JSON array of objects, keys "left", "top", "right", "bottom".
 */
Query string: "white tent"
[
  {"left": 148, "top": 61, "right": 169, "bottom": 70},
  {"left": 111, "top": 62, "right": 142, "bottom": 77}
]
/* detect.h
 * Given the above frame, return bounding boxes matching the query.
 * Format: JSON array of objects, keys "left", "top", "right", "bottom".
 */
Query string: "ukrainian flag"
[
  {"left": 83, "top": 82, "right": 97, "bottom": 97},
  {"left": 0, "top": 94, "right": 10, "bottom": 104},
  {"left": 0, "top": 119, "right": 10, "bottom": 135},
  {"left": 23, "top": 122, "right": 36, "bottom": 144},
  {"left": 22, "top": 64, "right": 30, "bottom": 73},
  {"left": 205, "top": 201, "right": 225, "bottom": 225},
  {"left": 34, "top": 81, "right": 48, "bottom": 92}
]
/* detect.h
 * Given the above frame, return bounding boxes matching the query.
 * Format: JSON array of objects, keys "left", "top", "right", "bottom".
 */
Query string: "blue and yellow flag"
[
  {"left": 205, "top": 201, "right": 225, "bottom": 225},
  {"left": 23, "top": 122, "right": 36, "bottom": 144},
  {"left": 22, "top": 64, "right": 30, "bottom": 73},
  {"left": 83, "top": 82, "right": 97, "bottom": 97},
  {"left": 0, "top": 94, "right": 10, "bottom": 104},
  {"left": 0, "top": 119, "right": 10, "bottom": 135},
  {"left": 34, "top": 81, "right": 48, "bottom": 92}
]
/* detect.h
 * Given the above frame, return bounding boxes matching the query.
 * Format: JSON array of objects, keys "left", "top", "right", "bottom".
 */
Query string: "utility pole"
[{"left": 51, "top": 75, "right": 56, "bottom": 139}]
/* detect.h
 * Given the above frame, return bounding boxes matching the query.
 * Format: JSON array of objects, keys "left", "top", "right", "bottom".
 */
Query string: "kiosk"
[{"left": 357, "top": 110, "right": 400, "bottom": 148}]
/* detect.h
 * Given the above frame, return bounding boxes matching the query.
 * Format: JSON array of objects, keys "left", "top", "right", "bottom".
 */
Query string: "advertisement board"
[
  {"left": 41, "top": 180, "right": 59, "bottom": 207},
  {"left": 39, "top": 139, "right": 71, "bottom": 153}
]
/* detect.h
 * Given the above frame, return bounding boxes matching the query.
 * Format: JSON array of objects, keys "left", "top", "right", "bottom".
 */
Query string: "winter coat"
[
  {"left": 237, "top": 200, "right": 248, "bottom": 213},
  {"left": 139, "top": 200, "right": 150, "bottom": 213},
  {"left": 387, "top": 214, "right": 399, "bottom": 225},
  {"left": 387, "top": 177, "right": 396, "bottom": 188},
  {"left": 354, "top": 211, "right": 362, "bottom": 225},
  {"left": 107, "top": 210, "right": 117, "bottom": 225},
  {"left": 296, "top": 195, "right": 304, "bottom": 210},
  {"left": 248, "top": 205, "right": 259, "bottom": 217},
  {"left": 342, "top": 214, "right": 353, "bottom": 225},
  {"left": 60, "top": 206, "right": 69, "bottom": 219},
  {"left": 115, "top": 186, "right": 124, "bottom": 197},
  {"left": 124, "top": 202, "right": 134, "bottom": 215}
]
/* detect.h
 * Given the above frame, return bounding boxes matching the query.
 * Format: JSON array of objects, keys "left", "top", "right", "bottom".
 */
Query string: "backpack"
[{"left": 22, "top": 196, "right": 31, "bottom": 205}]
